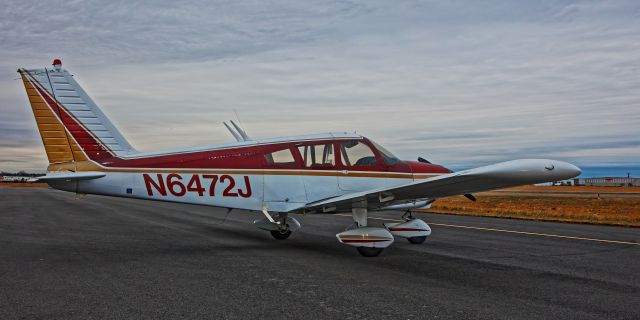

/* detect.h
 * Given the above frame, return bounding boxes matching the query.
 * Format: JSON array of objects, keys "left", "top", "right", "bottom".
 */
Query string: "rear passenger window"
[
  {"left": 298, "top": 143, "right": 335, "bottom": 168},
  {"left": 265, "top": 148, "right": 296, "bottom": 165}
]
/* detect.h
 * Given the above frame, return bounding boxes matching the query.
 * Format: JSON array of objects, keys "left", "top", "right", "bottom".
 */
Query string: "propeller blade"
[
  {"left": 417, "top": 157, "right": 431, "bottom": 164},
  {"left": 463, "top": 194, "right": 477, "bottom": 202}
]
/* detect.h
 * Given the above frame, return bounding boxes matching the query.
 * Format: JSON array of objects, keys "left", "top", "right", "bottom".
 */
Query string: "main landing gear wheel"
[
  {"left": 255, "top": 212, "right": 300, "bottom": 240},
  {"left": 407, "top": 236, "right": 427, "bottom": 244},
  {"left": 270, "top": 228, "right": 292, "bottom": 240},
  {"left": 357, "top": 247, "right": 384, "bottom": 257}
]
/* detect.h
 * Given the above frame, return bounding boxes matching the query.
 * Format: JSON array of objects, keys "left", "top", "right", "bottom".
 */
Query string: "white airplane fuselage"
[
  {"left": 46, "top": 133, "right": 447, "bottom": 214},
  {"left": 17, "top": 60, "right": 581, "bottom": 257}
]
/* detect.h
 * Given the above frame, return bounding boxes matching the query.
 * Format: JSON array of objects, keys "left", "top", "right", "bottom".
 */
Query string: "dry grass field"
[
  {"left": 506, "top": 185, "right": 640, "bottom": 193},
  {"left": 0, "top": 182, "right": 48, "bottom": 188},
  {"left": 426, "top": 187, "right": 640, "bottom": 227},
  {"left": 3, "top": 183, "right": 639, "bottom": 227}
]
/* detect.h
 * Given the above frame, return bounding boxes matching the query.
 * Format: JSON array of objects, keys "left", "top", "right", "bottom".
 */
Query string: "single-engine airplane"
[{"left": 18, "top": 60, "right": 581, "bottom": 257}]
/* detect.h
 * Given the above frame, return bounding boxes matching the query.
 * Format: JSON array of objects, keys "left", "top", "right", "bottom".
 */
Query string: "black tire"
[
  {"left": 357, "top": 247, "right": 383, "bottom": 257},
  {"left": 270, "top": 229, "right": 292, "bottom": 240},
  {"left": 407, "top": 236, "right": 427, "bottom": 244}
]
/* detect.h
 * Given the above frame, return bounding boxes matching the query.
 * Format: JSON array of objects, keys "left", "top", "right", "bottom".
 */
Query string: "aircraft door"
[
  {"left": 262, "top": 147, "right": 307, "bottom": 212},
  {"left": 297, "top": 143, "right": 340, "bottom": 202}
]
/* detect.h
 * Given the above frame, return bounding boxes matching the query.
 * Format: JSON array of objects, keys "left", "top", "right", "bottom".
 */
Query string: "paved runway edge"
[{"left": 0, "top": 188, "right": 638, "bottom": 320}]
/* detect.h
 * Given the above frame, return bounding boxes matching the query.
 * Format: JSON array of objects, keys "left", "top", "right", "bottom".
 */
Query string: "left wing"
[{"left": 299, "top": 159, "right": 580, "bottom": 213}]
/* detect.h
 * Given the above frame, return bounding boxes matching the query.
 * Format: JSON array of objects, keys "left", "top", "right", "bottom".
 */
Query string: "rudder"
[{"left": 20, "top": 71, "right": 86, "bottom": 164}]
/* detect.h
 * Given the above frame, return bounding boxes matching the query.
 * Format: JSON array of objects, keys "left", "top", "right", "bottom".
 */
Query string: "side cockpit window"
[
  {"left": 298, "top": 143, "right": 335, "bottom": 168},
  {"left": 340, "top": 141, "right": 377, "bottom": 166},
  {"left": 265, "top": 148, "right": 296, "bottom": 166},
  {"left": 370, "top": 140, "right": 400, "bottom": 165}
]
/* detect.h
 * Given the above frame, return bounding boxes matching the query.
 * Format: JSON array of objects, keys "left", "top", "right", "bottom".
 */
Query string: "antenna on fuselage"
[
  {"left": 230, "top": 120, "right": 251, "bottom": 141},
  {"left": 223, "top": 122, "right": 244, "bottom": 142}
]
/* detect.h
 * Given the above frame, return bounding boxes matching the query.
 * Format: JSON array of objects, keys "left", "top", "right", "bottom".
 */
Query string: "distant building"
[
  {"left": 551, "top": 180, "right": 575, "bottom": 186},
  {"left": 573, "top": 177, "right": 640, "bottom": 187}
]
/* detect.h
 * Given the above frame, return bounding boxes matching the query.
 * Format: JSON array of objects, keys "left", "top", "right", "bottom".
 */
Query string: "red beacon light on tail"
[{"left": 52, "top": 59, "right": 62, "bottom": 71}]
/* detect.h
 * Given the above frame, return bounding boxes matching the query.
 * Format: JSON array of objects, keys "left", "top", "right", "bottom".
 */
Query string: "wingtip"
[
  {"left": 560, "top": 161, "right": 581, "bottom": 179},
  {"left": 538, "top": 159, "right": 582, "bottom": 180}
]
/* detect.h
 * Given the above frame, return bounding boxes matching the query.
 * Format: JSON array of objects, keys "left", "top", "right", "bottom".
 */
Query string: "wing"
[{"left": 299, "top": 159, "right": 580, "bottom": 213}]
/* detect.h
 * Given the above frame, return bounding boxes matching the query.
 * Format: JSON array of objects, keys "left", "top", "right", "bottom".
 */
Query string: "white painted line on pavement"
[{"left": 335, "top": 214, "right": 639, "bottom": 246}]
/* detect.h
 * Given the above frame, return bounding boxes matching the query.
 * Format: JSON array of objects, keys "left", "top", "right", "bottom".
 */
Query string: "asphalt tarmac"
[{"left": 0, "top": 187, "right": 638, "bottom": 319}]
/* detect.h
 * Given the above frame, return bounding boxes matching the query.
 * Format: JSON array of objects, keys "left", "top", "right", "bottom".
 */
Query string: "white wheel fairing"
[
  {"left": 336, "top": 227, "right": 394, "bottom": 248},
  {"left": 384, "top": 219, "right": 432, "bottom": 239}
]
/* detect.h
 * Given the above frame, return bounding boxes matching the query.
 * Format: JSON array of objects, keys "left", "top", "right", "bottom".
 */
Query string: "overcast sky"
[{"left": 1, "top": 0, "right": 639, "bottom": 172}]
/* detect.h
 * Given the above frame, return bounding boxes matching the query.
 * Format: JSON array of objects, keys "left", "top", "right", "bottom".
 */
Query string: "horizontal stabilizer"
[{"left": 32, "top": 171, "right": 106, "bottom": 182}]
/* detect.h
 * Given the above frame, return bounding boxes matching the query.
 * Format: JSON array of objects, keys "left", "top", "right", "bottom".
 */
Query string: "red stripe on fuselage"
[
  {"left": 112, "top": 145, "right": 266, "bottom": 169},
  {"left": 25, "top": 71, "right": 453, "bottom": 175}
]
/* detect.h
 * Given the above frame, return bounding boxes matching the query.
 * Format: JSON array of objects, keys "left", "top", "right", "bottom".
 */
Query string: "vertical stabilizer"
[{"left": 18, "top": 60, "right": 137, "bottom": 166}]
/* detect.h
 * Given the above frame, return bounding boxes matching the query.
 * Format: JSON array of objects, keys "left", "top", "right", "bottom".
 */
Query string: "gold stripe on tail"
[{"left": 20, "top": 74, "right": 88, "bottom": 164}]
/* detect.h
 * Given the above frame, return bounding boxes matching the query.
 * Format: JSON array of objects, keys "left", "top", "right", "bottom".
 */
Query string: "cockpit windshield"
[{"left": 369, "top": 140, "right": 400, "bottom": 165}]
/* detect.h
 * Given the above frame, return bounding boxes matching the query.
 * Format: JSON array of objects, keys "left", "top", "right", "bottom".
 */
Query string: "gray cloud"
[{"left": 1, "top": 1, "right": 639, "bottom": 172}]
